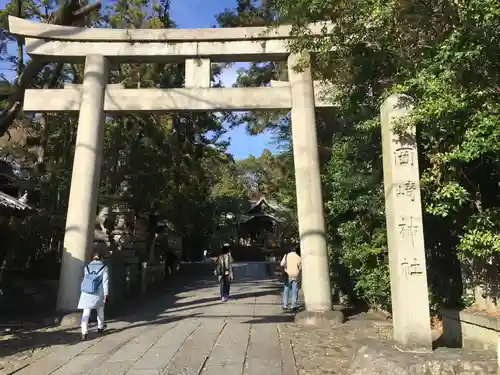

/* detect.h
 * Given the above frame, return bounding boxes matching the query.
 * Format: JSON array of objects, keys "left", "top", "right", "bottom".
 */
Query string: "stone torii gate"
[{"left": 9, "top": 16, "right": 432, "bottom": 351}]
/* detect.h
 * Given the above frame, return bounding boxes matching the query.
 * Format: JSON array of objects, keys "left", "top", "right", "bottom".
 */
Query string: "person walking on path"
[
  {"left": 216, "top": 243, "right": 234, "bottom": 302},
  {"left": 78, "top": 250, "right": 109, "bottom": 341},
  {"left": 281, "top": 245, "right": 302, "bottom": 313}
]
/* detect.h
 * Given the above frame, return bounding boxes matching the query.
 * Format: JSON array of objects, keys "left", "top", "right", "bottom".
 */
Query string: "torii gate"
[
  {"left": 8, "top": 16, "right": 335, "bottom": 317},
  {"left": 8, "top": 16, "right": 433, "bottom": 351}
]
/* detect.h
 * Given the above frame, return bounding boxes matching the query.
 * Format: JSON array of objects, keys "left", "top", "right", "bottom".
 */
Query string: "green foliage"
[
  {"left": 236, "top": 149, "right": 293, "bottom": 200},
  {"left": 274, "top": 0, "right": 500, "bottom": 311},
  {"left": 220, "top": 0, "right": 500, "bottom": 312},
  {"left": 0, "top": 0, "right": 237, "bottom": 276},
  {"left": 458, "top": 209, "right": 500, "bottom": 260},
  {"left": 323, "top": 128, "right": 389, "bottom": 308},
  {"left": 2, "top": 0, "right": 499, "bottom": 314}
]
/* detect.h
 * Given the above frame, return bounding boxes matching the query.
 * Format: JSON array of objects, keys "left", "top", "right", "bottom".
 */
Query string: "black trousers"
[{"left": 220, "top": 275, "right": 231, "bottom": 298}]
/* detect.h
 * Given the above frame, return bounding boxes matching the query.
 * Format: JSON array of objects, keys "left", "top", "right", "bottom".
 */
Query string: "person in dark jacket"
[{"left": 216, "top": 243, "right": 234, "bottom": 302}]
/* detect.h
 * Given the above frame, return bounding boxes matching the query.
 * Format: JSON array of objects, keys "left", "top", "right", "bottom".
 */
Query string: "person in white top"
[{"left": 280, "top": 245, "right": 302, "bottom": 312}]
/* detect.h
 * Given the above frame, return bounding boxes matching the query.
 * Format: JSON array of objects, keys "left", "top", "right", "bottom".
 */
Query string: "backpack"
[{"left": 80, "top": 264, "right": 106, "bottom": 294}]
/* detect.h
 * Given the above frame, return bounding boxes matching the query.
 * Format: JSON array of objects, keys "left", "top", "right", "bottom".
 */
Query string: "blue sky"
[
  {"left": 170, "top": 0, "right": 279, "bottom": 160},
  {"left": 0, "top": 0, "right": 278, "bottom": 160}
]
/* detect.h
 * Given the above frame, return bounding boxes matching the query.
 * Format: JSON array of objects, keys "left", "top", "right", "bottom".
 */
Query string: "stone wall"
[
  {"left": 441, "top": 308, "right": 500, "bottom": 350},
  {"left": 438, "top": 258, "right": 500, "bottom": 351},
  {"left": 462, "top": 258, "right": 500, "bottom": 312},
  {"left": 351, "top": 343, "right": 497, "bottom": 375}
]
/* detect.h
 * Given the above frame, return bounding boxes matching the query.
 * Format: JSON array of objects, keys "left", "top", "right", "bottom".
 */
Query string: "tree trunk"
[{"left": 35, "top": 62, "right": 65, "bottom": 169}]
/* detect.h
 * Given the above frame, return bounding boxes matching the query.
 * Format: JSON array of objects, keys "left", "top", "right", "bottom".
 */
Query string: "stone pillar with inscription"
[{"left": 381, "top": 93, "right": 432, "bottom": 351}]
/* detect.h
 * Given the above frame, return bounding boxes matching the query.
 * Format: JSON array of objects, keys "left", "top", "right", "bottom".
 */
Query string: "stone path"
[
  {"left": 0, "top": 263, "right": 296, "bottom": 375},
  {"left": 2, "top": 262, "right": 497, "bottom": 375}
]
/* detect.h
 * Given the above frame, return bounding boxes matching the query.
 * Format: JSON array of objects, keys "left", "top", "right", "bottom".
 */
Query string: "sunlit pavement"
[{"left": 8, "top": 263, "right": 296, "bottom": 375}]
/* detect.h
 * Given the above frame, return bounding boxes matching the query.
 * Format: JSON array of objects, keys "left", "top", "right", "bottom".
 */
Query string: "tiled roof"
[
  {"left": 247, "top": 197, "right": 289, "bottom": 213},
  {"left": 0, "top": 191, "right": 31, "bottom": 211},
  {"left": 239, "top": 213, "right": 287, "bottom": 224}
]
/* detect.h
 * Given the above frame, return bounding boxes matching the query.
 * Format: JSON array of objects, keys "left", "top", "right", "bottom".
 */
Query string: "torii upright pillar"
[
  {"left": 288, "top": 52, "right": 342, "bottom": 323},
  {"left": 57, "top": 55, "right": 109, "bottom": 312}
]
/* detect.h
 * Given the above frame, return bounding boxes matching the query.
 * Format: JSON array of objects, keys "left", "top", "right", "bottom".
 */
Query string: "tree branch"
[
  {"left": 0, "top": 0, "right": 102, "bottom": 137},
  {"left": 72, "top": 1, "right": 102, "bottom": 19},
  {"left": 15, "top": 0, "right": 23, "bottom": 80},
  {"left": 70, "top": 64, "right": 79, "bottom": 83}
]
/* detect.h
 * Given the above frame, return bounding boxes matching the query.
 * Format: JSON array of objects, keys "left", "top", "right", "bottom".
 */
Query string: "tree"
[
  {"left": 272, "top": 0, "right": 500, "bottom": 311},
  {"left": 215, "top": 0, "right": 500, "bottom": 312},
  {"left": 0, "top": 0, "right": 103, "bottom": 139},
  {"left": 0, "top": 0, "right": 236, "bottom": 278}
]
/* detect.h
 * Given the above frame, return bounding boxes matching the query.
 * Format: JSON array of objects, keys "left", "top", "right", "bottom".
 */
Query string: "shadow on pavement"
[
  {"left": 193, "top": 314, "right": 294, "bottom": 324},
  {"left": 243, "top": 315, "right": 295, "bottom": 324},
  {"left": 0, "top": 313, "right": 200, "bottom": 359},
  {"left": 0, "top": 269, "right": 281, "bottom": 359},
  {"left": 110, "top": 285, "right": 279, "bottom": 322}
]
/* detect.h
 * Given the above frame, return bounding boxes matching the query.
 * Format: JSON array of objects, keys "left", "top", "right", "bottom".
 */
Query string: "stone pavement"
[
  {"left": 2, "top": 262, "right": 497, "bottom": 375},
  {"left": 0, "top": 263, "right": 296, "bottom": 375}
]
